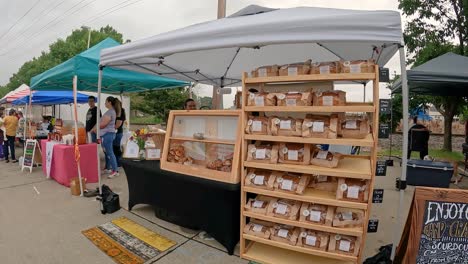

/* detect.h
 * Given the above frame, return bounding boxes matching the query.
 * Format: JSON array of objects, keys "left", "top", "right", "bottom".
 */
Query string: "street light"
[{"left": 82, "top": 26, "right": 91, "bottom": 49}]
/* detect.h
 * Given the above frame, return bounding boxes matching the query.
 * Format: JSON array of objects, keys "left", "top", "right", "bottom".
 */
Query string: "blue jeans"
[
  {"left": 101, "top": 133, "right": 117, "bottom": 172},
  {"left": 90, "top": 132, "right": 97, "bottom": 143}
]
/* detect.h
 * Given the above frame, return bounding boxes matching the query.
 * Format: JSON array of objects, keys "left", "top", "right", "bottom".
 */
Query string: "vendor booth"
[
  {"left": 100, "top": 5, "right": 409, "bottom": 263},
  {"left": 0, "top": 84, "right": 30, "bottom": 105}
]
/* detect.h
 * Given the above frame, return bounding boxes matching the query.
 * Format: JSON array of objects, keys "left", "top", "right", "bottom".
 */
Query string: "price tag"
[
  {"left": 255, "top": 149, "right": 266, "bottom": 159},
  {"left": 288, "top": 67, "right": 298, "bottom": 76},
  {"left": 339, "top": 240, "right": 351, "bottom": 252},
  {"left": 309, "top": 210, "right": 322, "bottom": 222},
  {"left": 254, "top": 96, "right": 265, "bottom": 106},
  {"left": 287, "top": 150, "right": 299, "bottom": 161},
  {"left": 316, "top": 150, "right": 328, "bottom": 160},
  {"left": 281, "top": 179, "right": 293, "bottom": 190},
  {"left": 278, "top": 229, "right": 289, "bottom": 238},
  {"left": 252, "top": 200, "right": 265, "bottom": 208},
  {"left": 279, "top": 120, "right": 291, "bottom": 129},
  {"left": 350, "top": 64, "right": 361, "bottom": 73},
  {"left": 372, "top": 189, "right": 384, "bottom": 203},
  {"left": 379, "top": 99, "right": 391, "bottom": 114},
  {"left": 376, "top": 160, "right": 387, "bottom": 176},
  {"left": 252, "top": 224, "right": 263, "bottom": 232},
  {"left": 347, "top": 186, "right": 360, "bottom": 199},
  {"left": 253, "top": 175, "right": 265, "bottom": 185},
  {"left": 306, "top": 235, "right": 317, "bottom": 246},
  {"left": 378, "top": 123, "right": 390, "bottom": 139},
  {"left": 252, "top": 121, "right": 263, "bottom": 132},
  {"left": 312, "top": 121, "right": 325, "bottom": 132},
  {"left": 345, "top": 120, "right": 357, "bottom": 129},
  {"left": 258, "top": 68, "right": 267, "bottom": 77},
  {"left": 342, "top": 212, "right": 354, "bottom": 220},
  {"left": 322, "top": 96, "right": 333, "bottom": 106},
  {"left": 286, "top": 98, "right": 297, "bottom": 106},
  {"left": 276, "top": 204, "right": 288, "bottom": 215},
  {"left": 319, "top": 65, "right": 330, "bottom": 74},
  {"left": 367, "top": 219, "right": 379, "bottom": 233}
]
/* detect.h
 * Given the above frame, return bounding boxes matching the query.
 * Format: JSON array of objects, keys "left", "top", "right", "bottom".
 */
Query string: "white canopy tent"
[{"left": 100, "top": 5, "right": 410, "bottom": 260}]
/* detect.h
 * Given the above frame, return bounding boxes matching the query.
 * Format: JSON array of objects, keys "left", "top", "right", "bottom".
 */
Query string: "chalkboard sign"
[
  {"left": 372, "top": 189, "right": 384, "bottom": 203},
  {"left": 376, "top": 160, "right": 387, "bottom": 176},
  {"left": 368, "top": 219, "right": 379, "bottom": 233},
  {"left": 396, "top": 187, "right": 468, "bottom": 264},
  {"left": 379, "top": 99, "right": 391, "bottom": 115},
  {"left": 378, "top": 123, "right": 390, "bottom": 139},
  {"left": 379, "top": 67, "right": 390, "bottom": 83},
  {"left": 22, "top": 139, "right": 37, "bottom": 173}
]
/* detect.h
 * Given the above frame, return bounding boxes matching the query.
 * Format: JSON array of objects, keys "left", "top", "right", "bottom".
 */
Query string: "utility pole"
[
  {"left": 83, "top": 26, "right": 91, "bottom": 49},
  {"left": 211, "top": 0, "right": 226, "bottom": 109}
]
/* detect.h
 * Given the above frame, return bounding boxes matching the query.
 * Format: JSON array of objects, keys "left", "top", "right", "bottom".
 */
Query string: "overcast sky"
[{"left": 0, "top": 0, "right": 403, "bottom": 105}]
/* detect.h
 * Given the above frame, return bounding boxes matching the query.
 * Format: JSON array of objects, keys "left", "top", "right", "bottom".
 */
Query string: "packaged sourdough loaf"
[
  {"left": 244, "top": 195, "right": 276, "bottom": 215},
  {"left": 310, "top": 61, "right": 339, "bottom": 75},
  {"left": 328, "top": 234, "right": 361, "bottom": 256},
  {"left": 278, "top": 143, "right": 311, "bottom": 165},
  {"left": 244, "top": 169, "right": 277, "bottom": 190},
  {"left": 251, "top": 65, "right": 279, "bottom": 77},
  {"left": 272, "top": 172, "right": 310, "bottom": 195},
  {"left": 247, "top": 144, "right": 279, "bottom": 163},
  {"left": 339, "top": 59, "right": 375, "bottom": 74},
  {"left": 313, "top": 90, "right": 346, "bottom": 106},
  {"left": 270, "top": 224, "right": 300, "bottom": 246},
  {"left": 245, "top": 116, "right": 270, "bottom": 135},
  {"left": 308, "top": 175, "right": 338, "bottom": 192},
  {"left": 270, "top": 117, "right": 303, "bottom": 137},
  {"left": 278, "top": 59, "right": 312, "bottom": 76},
  {"left": 247, "top": 92, "right": 276, "bottom": 106},
  {"left": 243, "top": 220, "right": 274, "bottom": 239},
  {"left": 302, "top": 115, "right": 339, "bottom": 139},
  {"left": 297, "top": 229, "right": 329, "bottom": 250},
  {"left": 310, "top": 149, "right": 343, "bottom": 168},
  {"left": 275, "top": 92, "right": 312, "bottom": 107},
  {"left": 266, "top": 198, "right": 301, "bottom": 220},
  {"left": 333, "top": 207, "right": 365, "bottom": 228},
  {"left": 336, "top": 178, "right": 370, "bottom": 202},
  {"left": 299, "top": 203, "right": 334, "bottom": 226},
  {"left": 339, "top": 117, "right": 370, "bottom": 139}
]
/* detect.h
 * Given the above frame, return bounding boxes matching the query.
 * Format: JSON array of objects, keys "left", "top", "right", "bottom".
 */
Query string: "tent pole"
[
  {"left": 363, "top": 83, "right": 366, "bottom": 102},
  {"left": 391, "top": 46, "right": 410, "bottom": 260},
  {"left": 73, "top": 76, "right": 84, "bottom": 196},
  {"left": 97, "top": 67, "right": 103, "bottom": 196}
]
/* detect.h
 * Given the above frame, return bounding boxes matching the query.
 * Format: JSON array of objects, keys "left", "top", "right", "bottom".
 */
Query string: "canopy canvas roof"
[
  {"left": 392, "top": 52, "right": 468, "bottom": 96},
  {"left": 12, "top": 91, "right": 89, "bottom": 106},
  {"left": 100, "top": 5, "right": 404, "bottom": 87},
  {"left": 30, "top": 38, "right": 188, "bottom": 93},
  {"left": 0, "top": 84, "right": 31, "bottom": 104}
]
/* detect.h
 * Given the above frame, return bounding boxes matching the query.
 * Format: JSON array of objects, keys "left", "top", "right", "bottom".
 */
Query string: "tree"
[{"left": 399, "top": 0, "right": 468, "bottom": 151}]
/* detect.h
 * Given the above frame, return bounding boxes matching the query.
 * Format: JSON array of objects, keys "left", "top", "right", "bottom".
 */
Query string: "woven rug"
[{"left": 82, "top": 217, "right": 176, "bottom": 264}]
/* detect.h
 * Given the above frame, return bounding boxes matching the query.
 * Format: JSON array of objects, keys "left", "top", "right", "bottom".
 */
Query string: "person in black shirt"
[
  {"left": 86, "top": 96, "right": 101, "bottom": 143},
  {"left": 113, "top": 98, "right": 126, "bottom": 167},
  {"left": 408, "top": 116, "right": 430, "bottom": 159}
]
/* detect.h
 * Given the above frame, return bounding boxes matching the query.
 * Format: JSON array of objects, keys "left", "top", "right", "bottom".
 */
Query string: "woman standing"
[
  {"left": 113, "top": 98, "right": 126, "bottom": 167},
  {"left": 93, "top": 96, "right": 120, "bottom": 178}
]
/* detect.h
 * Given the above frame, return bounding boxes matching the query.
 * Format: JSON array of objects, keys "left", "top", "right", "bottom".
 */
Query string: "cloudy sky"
[{"left": 0, "top": 0, "right": 403, "bottom": 106}]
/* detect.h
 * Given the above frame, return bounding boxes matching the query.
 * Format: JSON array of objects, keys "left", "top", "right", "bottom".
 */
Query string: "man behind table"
[
  {"left": 3, "top": 109, "right": 19, "bottom": 163},
  {"left": 86, "top": 96, "right": 101, "bottom": 143}
]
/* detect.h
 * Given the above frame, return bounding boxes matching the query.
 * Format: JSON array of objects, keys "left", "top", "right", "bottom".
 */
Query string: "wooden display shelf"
[
  {"left": 169, "top": 136, "right": 236, "bottom": 145},
  {"left": 162, "top": 161, "right": 236, "bottom": 183},
  {"left": 244, "top": 134, "right": 374, "bottom": 147},
  {"left": 244, "top": 211, "right": 363, "bottom": 237},
  {"left": 244, "top": 105, "right": 374, "bottom": 113},
  {"left": 243, "top": 186, "right": 368, "bottom": 210},
  {"left": 243, "top": 234, "right": 357, "bottom": 262},
  {"left": 244, "top": 72, "right": 376, "bottom": 84},
  {"left": 244, "top": 157, "right": 372, "bottom": 179}
]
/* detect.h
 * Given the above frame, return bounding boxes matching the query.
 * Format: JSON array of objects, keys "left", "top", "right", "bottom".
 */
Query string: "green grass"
[
  {"left": 131, "top": 115, "right": 162, "bottom": 125},
  {"left": 378, "top": 148, "right": 464, "bottom": 161}
]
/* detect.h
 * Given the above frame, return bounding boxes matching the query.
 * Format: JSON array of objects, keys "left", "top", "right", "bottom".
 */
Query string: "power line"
[{"left": 0, "top": 0, "right": 43, "bottom": 41}]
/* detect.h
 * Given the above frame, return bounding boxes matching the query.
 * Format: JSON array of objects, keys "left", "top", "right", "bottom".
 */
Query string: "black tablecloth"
[{"left": 121, "top": 159, "right": 240, "bottom": 255}]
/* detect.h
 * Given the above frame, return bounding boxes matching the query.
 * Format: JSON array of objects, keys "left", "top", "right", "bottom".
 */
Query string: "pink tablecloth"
[{"left": 41, "top": 140, "right": 98, "bottom": 187}]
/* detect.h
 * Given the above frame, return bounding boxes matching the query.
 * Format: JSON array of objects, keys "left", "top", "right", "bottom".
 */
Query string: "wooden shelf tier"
[
  {"left": 243, "top": 186, "right": 368, "bottom": 210},
  {"left": 244, "top": 105, "right": 374, "bottom": 113},
  {"left": 244, "top": 157, "right": 372, "bottom": 179},
  {"left": 169, "top": 136, "right": 236, "bottom": 145},
  {"left": 243, "top": 234, "right": 357, "bottom": 263},
  {"left": 244, "top": 134, "right": 374, "bottom": 147},
  {"left": 162, "top": 162, "right": 236, "bottom": 184},
  {"left": 244, "top": 73, "right": 376, "bottom": 84},
  {"left": 244, "top": 211, "right": 363, "bottom": 237}
]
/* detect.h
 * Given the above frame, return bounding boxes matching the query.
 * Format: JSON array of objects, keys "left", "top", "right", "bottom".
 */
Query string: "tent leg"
[
  {"left": 73, "top": 76, "right": 85, "bottom": 197},
  {"left": 391, "top": 46, "right": 410, "bottom": 260},
  {"left": 97, "top": 68, "right": 103, "bottom": 196}
]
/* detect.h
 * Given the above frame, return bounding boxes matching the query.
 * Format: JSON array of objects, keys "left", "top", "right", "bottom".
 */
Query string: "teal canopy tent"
[{"left": 30, "top": 38, "right": 188, "bottom": 93}]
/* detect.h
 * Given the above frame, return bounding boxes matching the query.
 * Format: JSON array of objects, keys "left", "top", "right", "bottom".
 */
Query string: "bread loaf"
[
  {"left": 272, "top": 173, "right": 310, "bottom": 195},
  {"left": 297, "top": 229, "right": 329, "bottom": 250},
  {"left": 299, "top": 203, "right": 334, "bottom": 226},
  {"left": 302, "top": 115, "right": 338, "bottom": 139},
  {"left": 278, "top": 143, "right": 311, "bottom": 165},
  {"left": 313, "top": 90, "right": 346, "bottom": 106},
  {"left": 336, "top": 178, "right": 369, "bottom": 202},
  {"left": 270, "top": 117, "right": 303, "bottom": 137}
]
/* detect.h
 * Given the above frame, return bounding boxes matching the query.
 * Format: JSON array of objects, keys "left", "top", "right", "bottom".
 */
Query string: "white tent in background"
[
  {"left": 0, "top": 84, "right": 31, "bottom": 105},
  {"left": 99, "top": 5, "right": 410, "bottom": 260}
]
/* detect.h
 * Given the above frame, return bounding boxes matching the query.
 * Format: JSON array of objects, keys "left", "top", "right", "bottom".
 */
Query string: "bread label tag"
[
  {"left": 339, "top": 240, "right": 351, "bottom": 252},
  {"left": 277, "top": 94, "right": 286, "bottom": 100},
  {"left": 286, "top": 98, "right": 297, "bottom": 106},
  {"left": 252, "top": 121, "right": 263, "bottom": 132},
  {"left": 319, "top": 65, "right": 330, "bottom": 74},
  {"left": 317, "top": 175, "right": 328, "bottom": 182},
  {"left": 276, "top": 204, "right": 288, "bottom": 215},
  {"left": 252, "top": 200, "right": 264, "bottom": 208},
  {"left": 309, "top": 210, "right": 322, "bottom": 222},
  {"left": 306, "top": 235, "right": 317, "bottom": 246},
  {"left": 347, "top": 186, "right": 360, "bottom": 199},
  {"left": 278, "top": 229, "right": 289, "bottom": 238},
  {"left": 258, "top": 68, "right": 267, "bottom": 77},
  {"left": 252, "top": 224, "right": 263, "bottom": 232},
  {"left": 316, "top": 150, "right": 328, "bottom": 160},
  {"left": 350, "top": 64, "right": 361, "bottom": 73},
  {"left": 254, "top": 96, "right": 265, "bottom": 106},
  {"left": 253, "top": 175, "right": 265, "bottom": 185},
  {"left": 279, "top": 120, "right": 291, "bottom": 129},
  {"left": 342, "top": 212, "right": 354, "bottom": 220},
  {"left": 322, "top": 96, "right": 333, "bottom": 106},
  {"left": 281, "top": 179, "right": 293, "bottom": 190},
  {"left": 288, "top": 67, "right": 298, "bottom": 76},
  {"left": 287, "top": 150, "right": 299, "bottom": 161},
  {"left": 255, "top": 149, "right": 266, "bottom": 159},
  {"left": 312, "top": 121, "right": 325, "bottom": 132},
  {"left": 345, "top": 120, "right": 358, "bottom": 129}
]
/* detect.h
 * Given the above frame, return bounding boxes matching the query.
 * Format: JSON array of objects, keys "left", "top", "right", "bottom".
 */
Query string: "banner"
[{"left": 46, "top": 141, "right": 58, "bottom": 178}]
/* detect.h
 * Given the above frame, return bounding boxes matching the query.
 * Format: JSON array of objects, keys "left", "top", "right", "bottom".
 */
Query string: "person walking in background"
[
  {"left": 3, "top": 109, "right": 19, "bottom": 163},
  {"left": 93, "top": 96, "right": 120, "bottom": 178},
  {"left": 86, "top": 96, "right": 101, "bottom": 143},
  {"left": 408, "top": 116, "right": 430, "bottom": 160},
  {"left": 0, "top": 107, "right": 5, "bottom": 161},
  {"left": 113, "top": 98, "right": 126, "bottom": 167},
  {"left": 184, "top": 98, "right": 197, "bottom": 110}
]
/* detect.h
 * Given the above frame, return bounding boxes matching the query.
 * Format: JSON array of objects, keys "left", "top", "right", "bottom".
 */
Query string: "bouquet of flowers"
[{"left": 130, "top": 128, "right": 149, "bottom": 150}]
